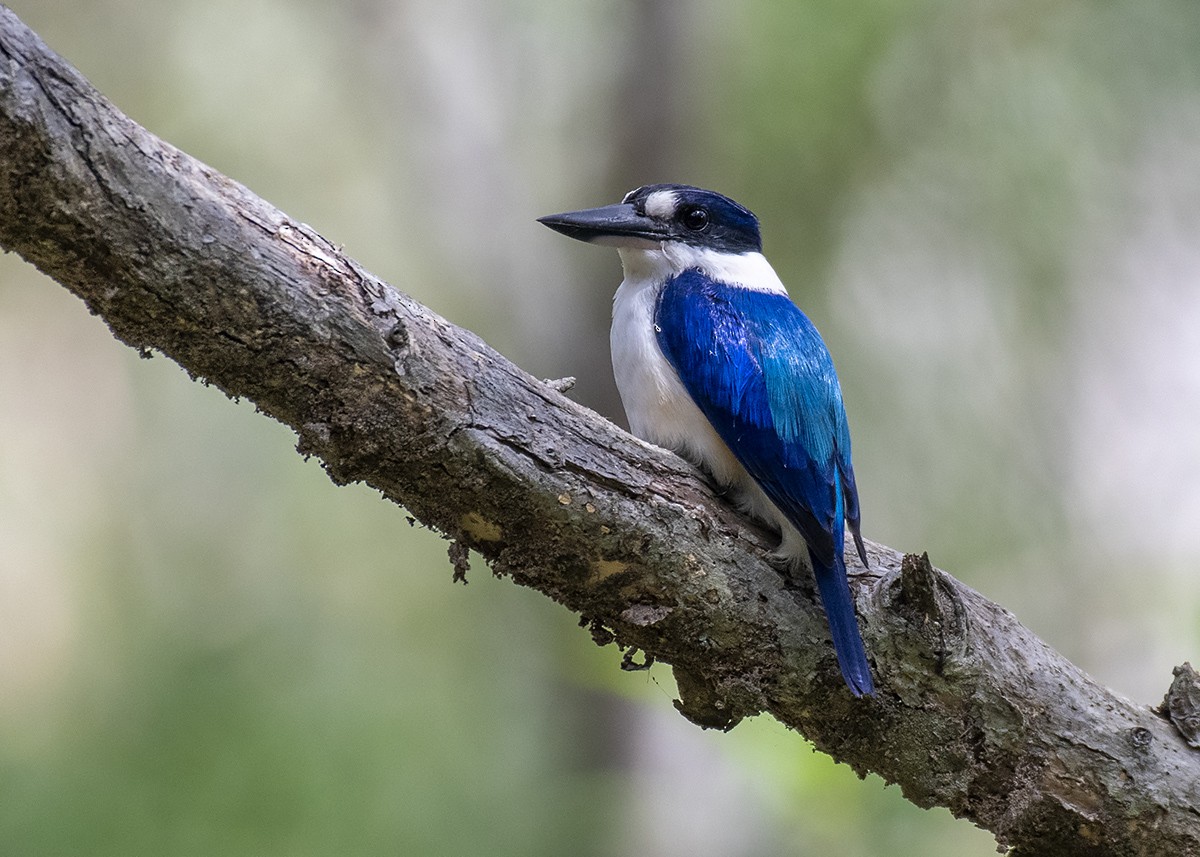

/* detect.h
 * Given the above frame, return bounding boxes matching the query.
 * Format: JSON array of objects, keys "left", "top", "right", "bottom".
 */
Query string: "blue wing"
[
  {"left": 654, "top": 270, "right": 863, "bottom": 565},
  {"left": 655, "top": 269, "right": 873, "bottom": 695}
]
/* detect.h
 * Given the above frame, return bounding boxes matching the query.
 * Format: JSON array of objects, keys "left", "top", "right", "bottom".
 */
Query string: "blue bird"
[{"left": 539, "top": 184, "right": 875, "bottom": 696}]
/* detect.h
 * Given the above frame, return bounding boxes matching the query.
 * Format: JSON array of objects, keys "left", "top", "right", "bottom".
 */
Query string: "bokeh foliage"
[{"left": 3, "top": 1, "right": 1199, "bottom": 855}]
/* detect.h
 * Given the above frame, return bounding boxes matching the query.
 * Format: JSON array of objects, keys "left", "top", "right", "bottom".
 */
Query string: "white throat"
[{"left": 615, "top": 244, "right": 787, "bottom": 294}]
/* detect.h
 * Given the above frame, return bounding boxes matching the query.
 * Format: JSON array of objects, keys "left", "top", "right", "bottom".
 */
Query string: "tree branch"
[{"left": 1, "top": 8, "right": 1197, "bottom": 855}]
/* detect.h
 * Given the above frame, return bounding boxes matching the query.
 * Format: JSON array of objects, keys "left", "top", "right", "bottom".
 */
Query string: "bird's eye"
[{"left": 681, "top": 206, "right": 709, "bottom": 231}]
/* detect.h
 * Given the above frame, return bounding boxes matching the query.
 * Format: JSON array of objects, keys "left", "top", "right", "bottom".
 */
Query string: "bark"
[{"left": 1, "top": 8, "right": 1198, "bottom": 855}]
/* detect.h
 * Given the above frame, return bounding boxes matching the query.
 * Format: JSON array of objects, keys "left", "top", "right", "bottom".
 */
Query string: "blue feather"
[{"left": 656, "top": 269, "right": 874, "bottom": 696}]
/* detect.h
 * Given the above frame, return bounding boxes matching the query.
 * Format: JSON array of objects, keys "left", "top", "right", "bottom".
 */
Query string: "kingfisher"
[{"left": 539, "top": 184, "right": 875, "bottom": 696}]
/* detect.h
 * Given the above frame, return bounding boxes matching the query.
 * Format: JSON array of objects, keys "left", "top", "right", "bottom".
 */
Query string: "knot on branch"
[
  {"left": 1159, "top": 662, "right": 1200, "bottom": 749},
  {"left": 384, "top": 320, "right": 413, "bottom": 376},
  {"left": 671, "top": 666, "right": 744, "bottom": 731},
  {"left": 542, "top": 376, "right": 576, "bottom": 394},
  {"left": 896, "top": 552, "right": 945, "bottom": 619},
  {"left": 876, "top": 552, "right": 970, "bottom": 689}
]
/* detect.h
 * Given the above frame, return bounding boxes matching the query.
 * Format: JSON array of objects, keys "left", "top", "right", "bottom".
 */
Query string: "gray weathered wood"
[{"left": 1, "top": 8, "right": 1197, "bottom": 855}]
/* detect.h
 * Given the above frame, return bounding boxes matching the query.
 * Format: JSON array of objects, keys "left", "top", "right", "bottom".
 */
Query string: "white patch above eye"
[{"left": 644, "top": 190, "right": 678, "bottom": 219}]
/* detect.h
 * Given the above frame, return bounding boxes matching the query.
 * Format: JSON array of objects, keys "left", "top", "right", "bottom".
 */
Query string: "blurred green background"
[{"left": 3, "top": 1, "right": 1199, "bottom": 855}]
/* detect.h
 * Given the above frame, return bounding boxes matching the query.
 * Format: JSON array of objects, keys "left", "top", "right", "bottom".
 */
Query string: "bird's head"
[{"left": 539, "top": 184, "right": 763, "bottom": 278}]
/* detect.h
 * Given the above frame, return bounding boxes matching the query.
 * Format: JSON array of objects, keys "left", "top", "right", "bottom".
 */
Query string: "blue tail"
[{"left": 812, "top": 552, "right": 875, "bottom": 697}]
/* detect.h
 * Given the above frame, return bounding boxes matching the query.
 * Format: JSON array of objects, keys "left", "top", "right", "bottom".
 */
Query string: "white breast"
[
  {"left": 609, "top": 272, "right": 726, "bottom": 461},
  {"left": 608, "top": 244, "right": 805, "bottom": 549}
]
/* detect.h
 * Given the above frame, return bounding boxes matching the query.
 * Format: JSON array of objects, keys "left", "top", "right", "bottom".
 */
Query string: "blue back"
[
  {"left": 654, "top": 269, "right": 858, "bottom": 569},
  {"left": 656, "top": 268, "right": 874, "bottom": 695}
]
